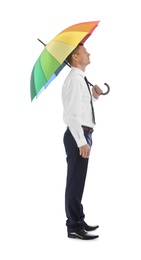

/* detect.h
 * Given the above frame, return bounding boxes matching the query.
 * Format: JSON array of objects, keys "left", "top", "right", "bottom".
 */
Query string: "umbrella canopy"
[{"left": 30, "top": 21, "right": 100, "bottom": 101}]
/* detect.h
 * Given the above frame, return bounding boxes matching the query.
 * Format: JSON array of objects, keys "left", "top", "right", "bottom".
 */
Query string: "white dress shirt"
[{"left": 62, "top": 67, "right": 96, "bottom": 147}]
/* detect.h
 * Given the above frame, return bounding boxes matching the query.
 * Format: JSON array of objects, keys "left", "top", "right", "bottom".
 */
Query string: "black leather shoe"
[
  {"left": 84, "top": 222, "right": 99, "bottom": 232},
  {"left": 68, "top": 229, "right": 99, "bottom": 240}
]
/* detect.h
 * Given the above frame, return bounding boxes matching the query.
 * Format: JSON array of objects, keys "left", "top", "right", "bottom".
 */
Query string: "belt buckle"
[{"left": 82, "top": 126, "right": 93, "bottom": 133}]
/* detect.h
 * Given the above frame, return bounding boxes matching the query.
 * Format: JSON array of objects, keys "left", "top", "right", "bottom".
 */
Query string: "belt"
[{"left": 82, "top": 126, "right": 94, "bottom": 133}]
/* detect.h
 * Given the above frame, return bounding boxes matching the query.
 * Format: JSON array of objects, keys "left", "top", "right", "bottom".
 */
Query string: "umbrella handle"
[
  {"left": 88, "top": 80, "right": 110, "bottom": 95},
  {"left": 100, "top": 83, "right": 110, "bottom": 95}
]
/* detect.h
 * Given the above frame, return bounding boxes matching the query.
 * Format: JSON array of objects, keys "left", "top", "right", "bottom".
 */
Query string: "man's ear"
[{"left": 72, "top": 53, "right": 78, "bottom": 61}]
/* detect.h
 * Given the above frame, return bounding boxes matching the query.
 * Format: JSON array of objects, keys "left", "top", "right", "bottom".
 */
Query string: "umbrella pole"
[{"left": 64, "top": 61, "right": 71, "bottom": 68}]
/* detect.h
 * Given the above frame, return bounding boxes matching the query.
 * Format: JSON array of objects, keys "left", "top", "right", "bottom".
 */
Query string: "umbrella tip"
[{"left": 37, "top": 38, "right": 46, "bottom": 46}]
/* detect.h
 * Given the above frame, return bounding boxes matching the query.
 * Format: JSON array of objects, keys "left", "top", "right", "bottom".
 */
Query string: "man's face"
[{"left": 75, "top": 45, "right": 91, "bottom": 66}]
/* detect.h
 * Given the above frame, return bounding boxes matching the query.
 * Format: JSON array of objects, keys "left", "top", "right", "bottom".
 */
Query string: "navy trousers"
[{"left": 63, "top": 128, "right": 92, "bottom": 232}]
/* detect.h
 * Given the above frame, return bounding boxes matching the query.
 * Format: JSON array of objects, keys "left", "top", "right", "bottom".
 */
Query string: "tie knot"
[
  {"left": 84, "top": 76, "right": 88, "bottom": 83},
  {"left": 84, "top": 77, "right": 90, "bottom": 88}
]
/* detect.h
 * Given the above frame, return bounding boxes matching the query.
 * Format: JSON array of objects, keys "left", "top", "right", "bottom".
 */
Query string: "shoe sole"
[{"left": 68, "top": 234, "right": 99, "bottom": 240}]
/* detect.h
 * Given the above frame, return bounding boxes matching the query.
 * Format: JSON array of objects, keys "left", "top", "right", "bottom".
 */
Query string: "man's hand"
[
  {"left": 79, "top": 144, "right": 91, "bottom": 158},
  {"left": 92, "top": 85, "right": 103, "bottom": 99}
]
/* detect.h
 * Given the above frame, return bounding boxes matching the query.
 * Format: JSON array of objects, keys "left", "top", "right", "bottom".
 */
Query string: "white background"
[{"left": 0, "top": 0, "right": 141, "bottom": 259}]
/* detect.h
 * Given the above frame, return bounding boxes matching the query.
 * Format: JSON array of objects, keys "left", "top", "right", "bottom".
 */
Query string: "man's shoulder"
[{"left": 67, "top": 68, "right": 84, "bottom": 80}]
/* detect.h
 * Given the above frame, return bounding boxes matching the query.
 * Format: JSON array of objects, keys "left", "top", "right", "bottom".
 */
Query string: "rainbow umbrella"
[{"left": 30, "top": 21, "right": 100, "bottom": 101}]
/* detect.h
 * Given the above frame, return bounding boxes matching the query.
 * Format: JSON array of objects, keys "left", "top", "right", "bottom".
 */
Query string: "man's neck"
[{"left": 72, "top": 64, "right": 86, "bottom": 72}]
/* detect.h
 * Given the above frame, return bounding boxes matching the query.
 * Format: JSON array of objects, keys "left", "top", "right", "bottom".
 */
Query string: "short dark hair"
[{"left": 66, "top": 43, "right": 83, "bottom": 65}]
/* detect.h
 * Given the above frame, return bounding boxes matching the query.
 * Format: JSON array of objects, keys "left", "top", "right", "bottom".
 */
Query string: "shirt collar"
[{"left": 71, "top": 67, "right": 85, "bottom": 78}]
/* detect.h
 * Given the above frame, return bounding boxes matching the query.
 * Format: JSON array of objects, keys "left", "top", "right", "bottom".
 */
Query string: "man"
[{"left": 62, "top": 43, "right": 102, "bottom": 240}]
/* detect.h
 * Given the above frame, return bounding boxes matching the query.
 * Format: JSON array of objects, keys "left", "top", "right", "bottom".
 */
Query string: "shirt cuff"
[{"left": 68, "top": 126, "right": 87, "bottom": 147}]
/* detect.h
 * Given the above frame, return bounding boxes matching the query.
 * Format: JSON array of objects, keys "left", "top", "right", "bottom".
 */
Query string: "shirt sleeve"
[{"left": 64, "top": 77, "right": 87, "bottom": 147}]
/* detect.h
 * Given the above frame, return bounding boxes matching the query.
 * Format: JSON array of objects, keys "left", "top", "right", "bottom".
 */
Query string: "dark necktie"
[{"left": 84, "top": 76, "right": 96, "bottom": 124}]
